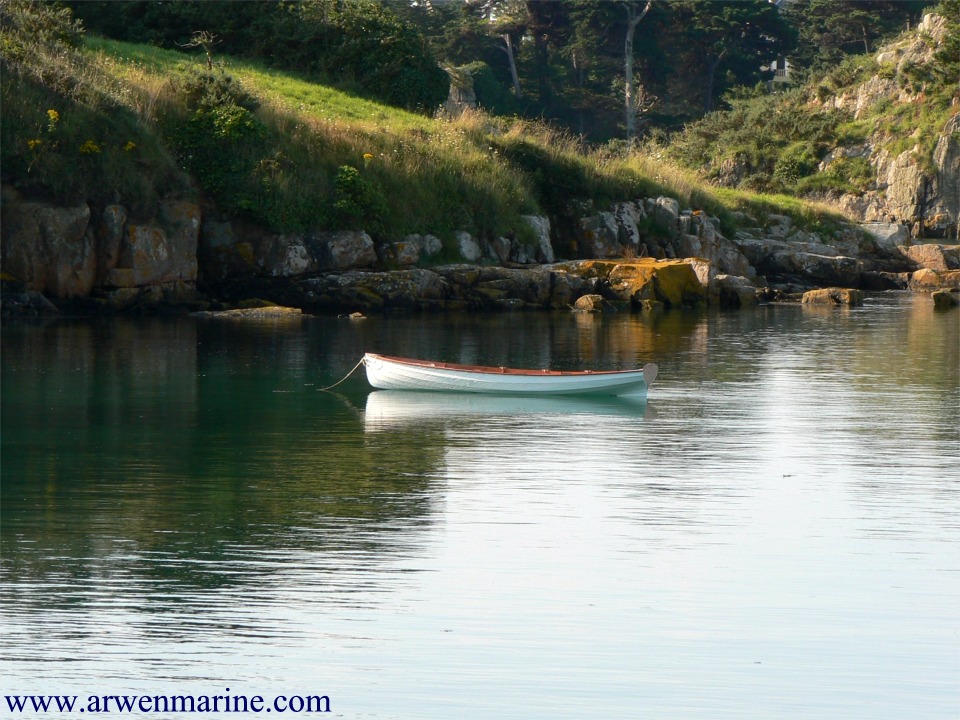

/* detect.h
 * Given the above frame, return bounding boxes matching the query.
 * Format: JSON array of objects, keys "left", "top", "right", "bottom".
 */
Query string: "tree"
[
  {"left": 452, "top": 0, "right": 528, "bottom": 99},
  {"left": 784, "top": 0, "right": 928, "bottom": 70},
  {"left": 180, "top": 30, "right": 220, "bottom": 70},
  {"left": 622, "top": 0, "right": 653, "bottom": 145},
  {"left": 674, "top": 0, "right": 792, "bottom": 114},
  {"left": 490, "top": 0, "right": 528, "bottom": 100}
]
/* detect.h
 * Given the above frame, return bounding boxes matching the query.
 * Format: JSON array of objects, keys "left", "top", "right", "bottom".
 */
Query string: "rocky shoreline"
[{"left": 2, "top": 183, "right": 958, "bottom": 318}]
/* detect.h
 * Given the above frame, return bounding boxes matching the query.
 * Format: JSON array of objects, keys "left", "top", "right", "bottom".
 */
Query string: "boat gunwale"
[{"left": 364, "top": 353, "right": 645, "bottom": 378}]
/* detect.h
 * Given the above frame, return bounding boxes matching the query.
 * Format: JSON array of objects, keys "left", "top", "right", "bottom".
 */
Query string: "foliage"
[
  {"left": 331, "top": 164, "right": 387, "bottom": 233},
  {"left": 784, "top": 0, "right": 928, "bottom": 71},
  {"left": 276, "top": 0, "right": 449, "bottom": 113},
  {"left": 1, "top": 0, "right": 83, "bottom": 50},
  {"left": 668, "top": 9, "right": 958, "bottom": 199},
  {"left": 0, "top": 1, "right": 188, "bottom": 213},
  {"left": 3, "top": 14, "right": 879, "bottom": 248},
  {"left": 931, "top": 0, "right": 960, "bottom": 84},
  {"left": 671, "top": 0, "right": 793, "bottom": 113},
  {"left": 69, "top": 0, "right": 448, "bottom": 115},
  {"left": 172, "top": 103, "right": 267, "bottom": 206},
  {"left": 174, "top": 67, "right": 259, "bottom": 113}
]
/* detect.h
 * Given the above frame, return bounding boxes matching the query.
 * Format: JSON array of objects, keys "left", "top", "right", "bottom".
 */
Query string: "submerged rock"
[
  {"left": 932, "top": 289, "right": 959, "bottom": 309},
  {"left": 192, "top": 305, "right": 303, "bottom": 319},
  {"left": 801, "top": 288, "right": 864, "bottom": 306},
  {"left": 573, "top": 293, "right": 607, "bottom": 312}
]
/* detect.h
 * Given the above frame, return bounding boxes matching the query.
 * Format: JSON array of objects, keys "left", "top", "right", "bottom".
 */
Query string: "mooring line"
[{"left": 317, "top": 356, "right": 365, "bottom": 392}]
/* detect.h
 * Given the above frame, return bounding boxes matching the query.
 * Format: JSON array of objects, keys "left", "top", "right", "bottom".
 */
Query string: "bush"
[
  {"left": 175, "top": 67, "right": 259, "bottom": 113},
  {"left": 172, "top": 103, "right": 267, "bottom": 210},
  {"left": 331, "top": 164, "right": 387, "bottom": 232},
  {"left": 0, "top": 0, "right": 84, "bottom": 51},
  {"left": 772, "top": 142, "right": 819, "bottom": 189}
]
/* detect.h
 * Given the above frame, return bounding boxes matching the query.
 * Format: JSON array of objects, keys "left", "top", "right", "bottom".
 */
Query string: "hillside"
[
  {"left": 669, "top": 11, "right": 960, "bottom": 241},
  {"left": 0, "top": 0, "right": 852, "bottom": 251},
  {"left": 2, "top": 1, "right": 958, "bottom": 316}
]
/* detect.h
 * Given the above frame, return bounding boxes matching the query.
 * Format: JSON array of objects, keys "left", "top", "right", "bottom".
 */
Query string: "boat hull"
[{"left": 362, "top": 354, "right": 656, "bottom": 396}]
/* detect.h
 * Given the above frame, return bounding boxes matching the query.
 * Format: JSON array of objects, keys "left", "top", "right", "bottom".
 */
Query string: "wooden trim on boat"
[{"left": 365, "top": 354, "right": 639, "bottom": 377}]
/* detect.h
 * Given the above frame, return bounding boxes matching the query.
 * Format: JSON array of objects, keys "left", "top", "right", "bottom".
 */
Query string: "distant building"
[
  {"left": 766, "top": 0, "right": 795, "bottom": 86},
  {"left": 761, "top": 57, "right": 792, "bottom": 89}
]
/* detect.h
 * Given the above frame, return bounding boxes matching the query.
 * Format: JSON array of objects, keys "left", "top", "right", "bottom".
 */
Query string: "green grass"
[{"left": 3, "top": 29, "right": 865, "bottom": 249}]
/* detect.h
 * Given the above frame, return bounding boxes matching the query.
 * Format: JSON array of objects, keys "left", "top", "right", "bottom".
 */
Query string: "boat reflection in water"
[{"left": 363, "top": 389, "right": 649, "bottom": 433}]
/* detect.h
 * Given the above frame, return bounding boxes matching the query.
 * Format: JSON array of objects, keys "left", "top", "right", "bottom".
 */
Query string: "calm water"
[{"left": 2, "top": 294, "right": 958, "bottom": 719}]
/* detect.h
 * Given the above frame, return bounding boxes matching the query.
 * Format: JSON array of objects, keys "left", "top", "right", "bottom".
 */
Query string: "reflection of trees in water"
[
  {"left": 1, "top": 319, "right": 445, "bottom": 613},
  {"left": 3, "top": 299, "right": 954, "bottom": 611}
]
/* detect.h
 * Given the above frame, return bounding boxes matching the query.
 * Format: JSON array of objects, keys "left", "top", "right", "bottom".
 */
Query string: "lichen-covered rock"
[
  {"left": 861, "top": 222, "right": 910, "bottom": 251},
  {"left": 102, "top": 268, "right": 137, "bottom": 288},
  {"left": 1, "top": 188, "right": 95, "bottom": 297},
  {"left": 931, "top": 114, "right": 959, "bottom": 235},
  {"left": 764, "top": 214, "right": 793, "bottom": 239},
  {"left": 577, "top": 211, "right": 621, "bottom": 258},
  {"left": 687, "top": 258, "right": 715, "bottom": 293},
  {"left": 736, "top": 234, "right": 865, "bottom": 288},
  {"left": 97, "top": 204, "right": 127, "bottom": 282},
  {"left": 255, "top": 234, "right": 320, "bottom": 277},
  {"left": 393, "top": 238, "right": 422, "bottom": 266},
  {"left": 322, "top": 230, "right": 377, "bottom": 270},
  {"left": 521, "top": 215, "right": 554, "bottom": 263},
  {"left": 456, "top": 231, "right": 482, "bottom": 263},
  {"left": 192, "top": 305, "right": 303, "bottom": 319},
  {"left": 614, "top": 202, "right": 644, "bottom": 247},
  {"left": 491, "top": 236, "right": 512, "bottom": 264},
  {"left": 801, "top": 288, "right": 864, "bottom": 305},
  {"left": 649, "top": 197, "right": 680, "bottom": 239},
  {"left": 899, "top": 243, "right": 959, "bottom": 272},
  {"left": 605, "top": 259, "right": 706, "bottom": 308},
  {"left": 909, "top": 268, "right": 960, "bottom": 291}
]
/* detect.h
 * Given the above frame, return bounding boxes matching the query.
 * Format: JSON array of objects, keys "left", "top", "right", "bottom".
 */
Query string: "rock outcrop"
[
  {"left": 2, "top": 185, "right": 199, "bottom": 306},
  {"left": 5, "top": 181, "right": 957, "bottom": 317},
  {"left": 822, "top": 15, "right": 960, "bottom": 239}
]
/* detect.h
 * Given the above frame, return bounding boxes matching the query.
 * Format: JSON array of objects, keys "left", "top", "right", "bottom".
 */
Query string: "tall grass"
[
  {"left": 3, "top": 30, "right": 858, "bottom": 244},
  {"left": 1, "top": 33, "right": 189, "bottom": 214}
]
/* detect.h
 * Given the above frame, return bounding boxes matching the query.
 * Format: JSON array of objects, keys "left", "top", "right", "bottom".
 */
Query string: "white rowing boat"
[{"left": 362, "top": 353, "right": 657, "bottom": 396}]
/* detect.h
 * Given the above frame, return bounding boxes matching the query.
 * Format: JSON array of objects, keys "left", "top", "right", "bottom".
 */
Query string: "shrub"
[
  {"left": 175, "top": 67, "right": 259, "bottom": 113},
  {"left": 772, "top": 142, "right": 819, "bottom": 189},
  {"left": 331, "top": 164, "right": 387, "bottom": 232},
  {"left": 172, "top": 103, "right": 267, "bottom": 209}
]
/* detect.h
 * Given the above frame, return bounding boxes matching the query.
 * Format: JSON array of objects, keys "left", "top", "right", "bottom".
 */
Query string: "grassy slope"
[{"left": 2, "top": 35, "right": 852, "bottom": 250}]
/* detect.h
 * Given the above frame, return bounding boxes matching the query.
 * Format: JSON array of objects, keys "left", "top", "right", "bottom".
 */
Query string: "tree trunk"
[
  {"left": 573, "top": 51, "right": 586, "bottom": 136},
  {"left": 500, "top": 33, "right": 523, "bottom": 100},
  {"left": 703, "top": 47, "right": 728, "bottom": 114},
  {"left": 623, "top": 1, "right": 652, "bottom": 146}
]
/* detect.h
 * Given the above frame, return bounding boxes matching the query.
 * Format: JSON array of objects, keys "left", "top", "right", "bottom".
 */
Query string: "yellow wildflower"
[
  {"left": 47, "top": 109, "right": 59, "bottom": 123},
  {"left": 27, "top": 139, "right": 42, "bottom": 150},
  {"left": 123, "top": 141, "right": 137, "bottom": 152},
  {"left": 79, "top": 140, "right": 101, "bottom": 155},
  {"left": 363, "top": 153, "right": 374, "bottom": 160}
]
